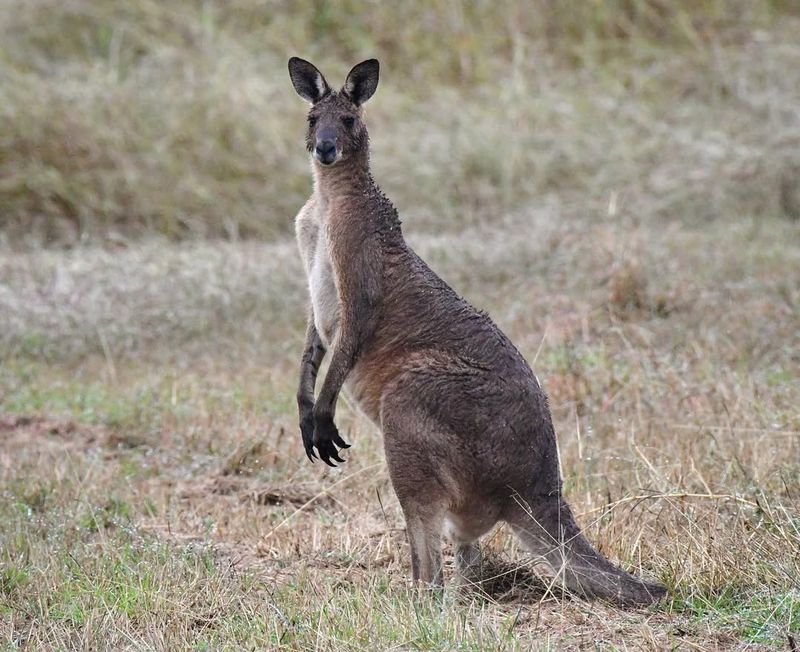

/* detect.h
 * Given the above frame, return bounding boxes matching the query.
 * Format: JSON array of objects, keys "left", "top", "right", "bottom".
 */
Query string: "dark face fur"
[
  {"left": 305, "top": 93, "right": 366, "bottom": 165},
  {"left": 288, "top": 57, "right": 379, "bottom": 167}
]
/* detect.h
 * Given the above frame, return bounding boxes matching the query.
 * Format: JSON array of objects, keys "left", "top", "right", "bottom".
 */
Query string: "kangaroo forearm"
[
  {"left": 314, "top": 303, "right": 379, "bottom": 417},
  {"left": 297, "top": 318, "right": 329, "bottom": 463},
  {"left": 297, "top": 319, "right": 326, "bottom": 411},
  {"left": 313, "top": 333, "right": 359, "bottom": 418},
  {"left": 297, "top": 348, "right": 323, "bottom": 410}
]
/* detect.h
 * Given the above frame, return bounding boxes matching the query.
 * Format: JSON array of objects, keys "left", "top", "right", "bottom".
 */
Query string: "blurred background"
[
  {"left": 1, "top": 0, "right": 798, "bottom": 247},
  {"left": 1, "top": 2, "right": 799, "bottom": 648}
]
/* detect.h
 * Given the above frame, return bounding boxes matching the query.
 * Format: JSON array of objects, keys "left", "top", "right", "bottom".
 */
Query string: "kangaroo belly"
[
  {"left": 340, "top": 361, "right": 386, "bottom": 425},
  {"left": 342, "top": 346, "right": 428, "bottom": 427}
]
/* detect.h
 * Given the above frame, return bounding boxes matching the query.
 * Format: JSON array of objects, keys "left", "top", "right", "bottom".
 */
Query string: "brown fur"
[{"left": 288, "top": 57, "right": 666, "bottom": 606}]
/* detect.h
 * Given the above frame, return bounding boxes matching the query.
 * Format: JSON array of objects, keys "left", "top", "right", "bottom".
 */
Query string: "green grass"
[{"left": 676, "top": 588, "right": 800, "bottom": 646}]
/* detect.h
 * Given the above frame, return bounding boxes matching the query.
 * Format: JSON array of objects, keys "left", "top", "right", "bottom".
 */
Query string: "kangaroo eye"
[
  {"left": 343, "top": 116, "right": 355, "bottom": 128},
  {"left": 308, "top": 116, "right": 317, "bottom": 127}
]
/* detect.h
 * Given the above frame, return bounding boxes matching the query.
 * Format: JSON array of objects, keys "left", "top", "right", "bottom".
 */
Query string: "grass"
[
  {"left": 2, "top": 1, "right": 800, "bottom": 650},
  {"left": 2, "top": 212, "right": 798, "bottom": 648}
]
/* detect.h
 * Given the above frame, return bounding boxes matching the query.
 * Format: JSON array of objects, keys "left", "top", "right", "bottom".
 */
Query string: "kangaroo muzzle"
[{"left": 315, "top": 139, "right": 337, "bottom": 165}]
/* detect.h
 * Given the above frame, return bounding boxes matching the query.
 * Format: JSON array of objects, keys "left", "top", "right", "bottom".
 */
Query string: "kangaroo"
[{"left": 289, "top": 57, "right": 666, "bottom": 606}]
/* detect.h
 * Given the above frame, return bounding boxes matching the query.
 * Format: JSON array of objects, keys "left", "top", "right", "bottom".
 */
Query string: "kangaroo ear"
[
  {"left": 342, "top": 59, "right": 379, "bottom": 106},
  {"left": 288, "top": 57, "right": 330, "bottom": 104}
]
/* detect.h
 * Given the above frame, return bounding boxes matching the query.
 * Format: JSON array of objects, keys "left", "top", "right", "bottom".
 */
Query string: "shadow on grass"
[{"left": 478, "top": 556, "right": 555, "bottom": 604}]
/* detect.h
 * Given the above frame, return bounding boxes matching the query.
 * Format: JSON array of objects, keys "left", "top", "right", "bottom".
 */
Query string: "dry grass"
[
  {"left": 1, "top": 1, "right": 799, "bottom": 245},
  {"left": 2, "top": 1, "right": 800, "bottom": 650},
  {"left": 2, "top": 212, "right": 798, "bottom": 649}
]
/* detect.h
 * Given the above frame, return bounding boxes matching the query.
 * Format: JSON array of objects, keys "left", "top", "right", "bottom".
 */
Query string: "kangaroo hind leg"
[
  {"left": 381, "top": 406, "right": 449, "bottom": 589},
  {"left": 444, "top": 516, "right": 482, "bottom": 588},
  {"left": 402, "top": 500, "right": 447, "bottom": 588}
]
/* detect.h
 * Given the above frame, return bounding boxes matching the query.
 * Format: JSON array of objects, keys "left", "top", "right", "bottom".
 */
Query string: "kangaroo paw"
[{"left": 313, "top": 414, "right": 351, "bottom": 466}]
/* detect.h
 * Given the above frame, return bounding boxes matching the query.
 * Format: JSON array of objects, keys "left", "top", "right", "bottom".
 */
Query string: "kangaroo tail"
[{"left": 506, "top": 494, "right": 666, "bottom": 606}]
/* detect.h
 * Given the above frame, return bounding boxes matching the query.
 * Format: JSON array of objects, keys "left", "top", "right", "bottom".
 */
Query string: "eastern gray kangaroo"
[{"left": 289, "top": 57, "right": 666, "bottom": 606}]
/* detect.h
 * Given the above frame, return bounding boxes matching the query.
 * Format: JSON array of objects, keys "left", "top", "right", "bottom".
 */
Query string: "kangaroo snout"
[{"left": 314, "top": 140, "right": 337, "bottom": 165}]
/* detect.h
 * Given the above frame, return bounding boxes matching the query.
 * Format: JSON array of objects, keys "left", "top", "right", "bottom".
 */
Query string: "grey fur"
[{"left": 290, "top": 58, "right": 666, "bottom": 606}]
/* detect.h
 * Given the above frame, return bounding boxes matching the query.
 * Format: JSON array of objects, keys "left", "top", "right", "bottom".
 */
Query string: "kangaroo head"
[{"left": 288, "top": 57, "right": 379, "bottom": 166}]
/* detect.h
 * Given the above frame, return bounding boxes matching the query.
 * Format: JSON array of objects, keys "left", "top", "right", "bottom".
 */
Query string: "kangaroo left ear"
[
  {"left": 342, "top": 59, "right": 379, "bottom": 106},
  {"left": 288, "top": 57, "right": 330, "bottom": 104}
]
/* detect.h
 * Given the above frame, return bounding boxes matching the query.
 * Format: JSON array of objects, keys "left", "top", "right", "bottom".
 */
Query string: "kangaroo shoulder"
[{"left": 295, "top": 196, "right": 321, "bottom": 231}]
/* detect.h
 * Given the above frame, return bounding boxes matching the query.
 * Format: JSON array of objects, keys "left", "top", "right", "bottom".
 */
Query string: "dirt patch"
[
  {"left": 218, "top": 437, "right": 280, "bottom": 477},
  {"left": 0, "top": 413, "right": 108, "bottom": 450},
  {"left": 210, "top": 475, "right": 335, "bottom": 509}
]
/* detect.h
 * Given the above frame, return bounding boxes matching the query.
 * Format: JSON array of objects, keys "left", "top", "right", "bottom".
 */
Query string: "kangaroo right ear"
[
  {"left": 288, "top": 57, "right": 330, "bottom": 104},
  {"left": 342, "top": 59, "right": 379, "bottom": 106}
]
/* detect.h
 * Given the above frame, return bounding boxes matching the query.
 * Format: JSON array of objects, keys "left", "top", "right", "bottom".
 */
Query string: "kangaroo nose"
[{"left": 315, "top": 140, "right": 336, "bottom": 164}]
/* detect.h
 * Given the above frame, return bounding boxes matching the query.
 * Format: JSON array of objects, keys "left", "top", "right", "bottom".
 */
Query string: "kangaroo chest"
[
  {"left": 308, "top": 231, "right": 340, "bottom": 348},
  {"left": 296, "top": 201, "right": 340, "bottom": 349}
]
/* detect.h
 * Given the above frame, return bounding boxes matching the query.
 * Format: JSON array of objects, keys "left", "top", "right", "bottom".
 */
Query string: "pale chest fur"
[{"left": 295, "top": 196, "right": 340, "bottom": 349}]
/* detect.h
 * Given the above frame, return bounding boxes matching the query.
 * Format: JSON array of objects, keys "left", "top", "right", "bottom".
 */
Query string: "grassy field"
[{"left": 2, "top": 1, "right": 800, "bottom": 650}]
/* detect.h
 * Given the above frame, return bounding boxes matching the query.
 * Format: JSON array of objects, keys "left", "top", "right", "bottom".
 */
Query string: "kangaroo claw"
[{"left": 313, "top": 415, "right": 349, "bottom": 466}]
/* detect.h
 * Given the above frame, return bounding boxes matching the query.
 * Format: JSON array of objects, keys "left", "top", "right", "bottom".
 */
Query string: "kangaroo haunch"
[{"left": 289, "top": 56, "right": 666, "bottom": 606}]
